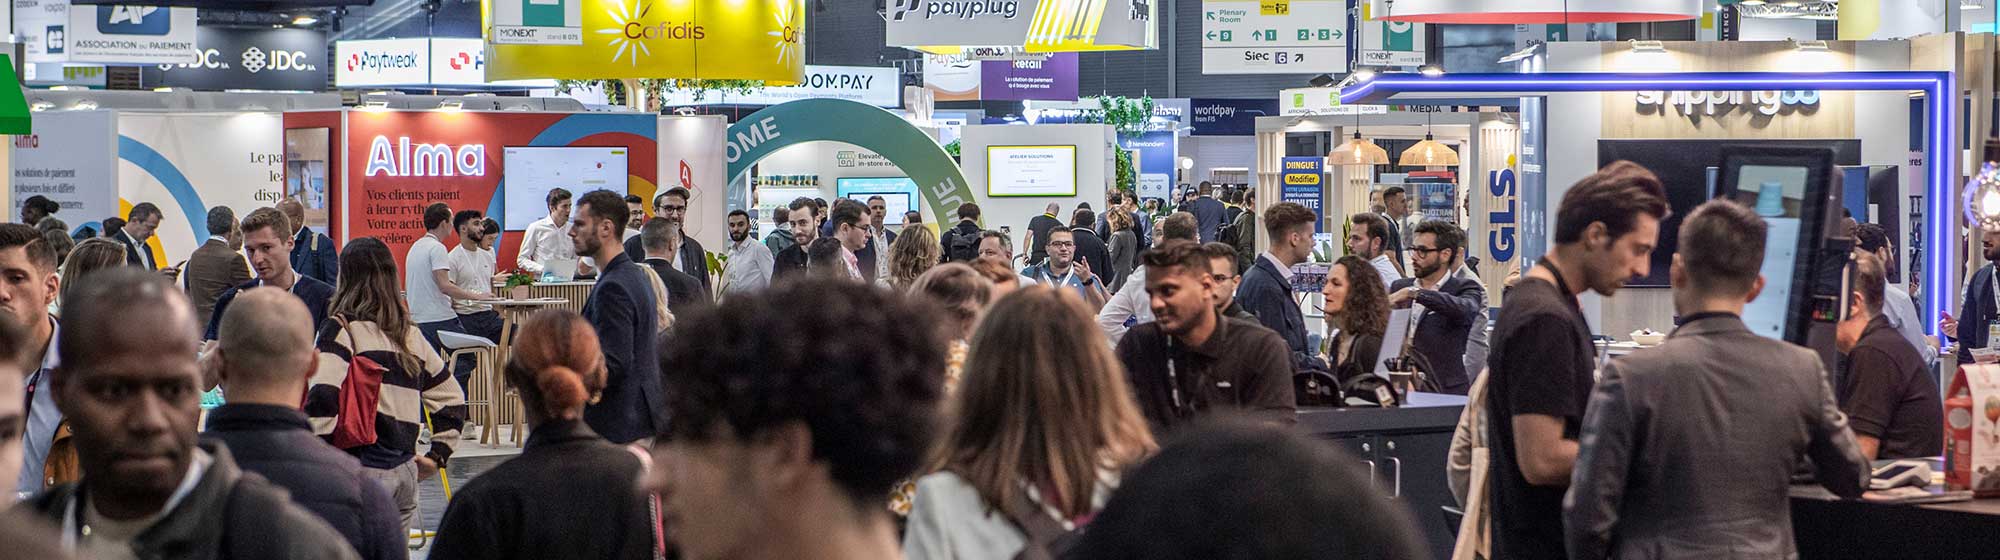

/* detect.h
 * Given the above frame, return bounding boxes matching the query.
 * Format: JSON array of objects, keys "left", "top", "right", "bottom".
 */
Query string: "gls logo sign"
[{"left": 97, "top": 6, "right": 170, "bottom": 35}]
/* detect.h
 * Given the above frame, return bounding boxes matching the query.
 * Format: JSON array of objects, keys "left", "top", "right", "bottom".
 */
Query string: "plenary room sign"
[{"left": 482, "top": 0, "right": 807, "bottom": 83}]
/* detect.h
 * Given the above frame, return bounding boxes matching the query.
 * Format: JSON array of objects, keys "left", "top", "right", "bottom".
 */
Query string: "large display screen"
[
  {"left": 502, "top": 147, "right": 629, "bottom": 230},
  {"left": 987, "top": 145, "right": 1077, "bottom": 197},
  {"left": 837, "top": 177, "right": 918, "bottom": 226},
  {"left": 1730, "top": 165, "right": 1809, "bottom": 340}
]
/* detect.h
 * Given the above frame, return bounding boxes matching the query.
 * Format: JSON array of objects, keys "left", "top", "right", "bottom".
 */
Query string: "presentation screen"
[
  {"left": 502, "top": 147, "right": 629, "bottom": 230},
  {"left": 987, "top": 145, "right": 1077, "bottom": 197},
  {"left": 837, "top": 177, "right": 917, "bottom": 225}
]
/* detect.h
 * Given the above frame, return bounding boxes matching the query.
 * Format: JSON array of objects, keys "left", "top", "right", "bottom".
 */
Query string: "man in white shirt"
[
  {"left": 519, "top": 188, "right": 585, "bottom": 278},
  {"left": 722, "top": 209, "right": 773, "bottom": 296},
  {"left": 408, "top": 204, "right": 491, "bottom": 355},
  {"left": 1099, "top": 211, "right": 1199, "bottom": 344},
  {"left": 1347, "top": 212, "right": 1403, "bottom": 290},
  {"left": 448, "top": 212, "right": 502, "bottom": 350}
]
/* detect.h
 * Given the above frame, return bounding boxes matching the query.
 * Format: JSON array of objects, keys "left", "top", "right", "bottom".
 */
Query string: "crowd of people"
[{"left": 0, "top": 159, "right": 1960, "bottom": 560}]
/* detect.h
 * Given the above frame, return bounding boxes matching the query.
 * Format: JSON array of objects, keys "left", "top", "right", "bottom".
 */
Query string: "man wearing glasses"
[
  {"left": 1385, "top": 220, "right": 1485, "bottom": 395},
  {"left": 626, "top": 187, "right": 711, "bottom": 296},
  {"left": 1200, "top": 242, "right": 1255, "bottom": 323}
]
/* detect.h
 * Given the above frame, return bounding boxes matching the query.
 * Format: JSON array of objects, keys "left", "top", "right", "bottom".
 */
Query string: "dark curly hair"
[
  {"left": 1333, "top": 255, "right": 1388, "bottom": 339},
  {"left": 658, "top": 278, "right": 947, "bottom": 505}
]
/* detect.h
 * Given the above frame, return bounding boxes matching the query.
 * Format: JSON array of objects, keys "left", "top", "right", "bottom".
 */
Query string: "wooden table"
[
  {"left": 496, "top": 281, "right": 594, "bottom": 313},
  {"left": 487, "top": 298, "right": 573, "bottom": 367}
]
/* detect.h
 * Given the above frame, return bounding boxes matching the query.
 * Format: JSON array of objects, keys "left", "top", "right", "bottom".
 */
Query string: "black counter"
[
  {"left": 1791, "top": 485, "right": 2000, "bottom": 559},
  {"left": 1299, "top": 393, "right": 1468, "bottom": 559}
]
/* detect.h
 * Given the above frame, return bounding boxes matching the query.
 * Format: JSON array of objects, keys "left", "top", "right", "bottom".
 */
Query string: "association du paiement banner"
[
  {"left": 661, "top": 65, "right": 901, "bottom": 107},
  {"left": 66, "top": 5, "right": 199, "bottom": 65}
]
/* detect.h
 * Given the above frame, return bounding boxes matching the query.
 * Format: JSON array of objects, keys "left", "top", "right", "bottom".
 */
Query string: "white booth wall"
[
  {"left": 960, "top": 124, "right": 1116, "bottom": 253},
  {"left": 1544, "top": 39, "right": 1916, "bottom": 338},
  {"left": 1181, "top": 135, "right": 1256, "bottom": 187}
]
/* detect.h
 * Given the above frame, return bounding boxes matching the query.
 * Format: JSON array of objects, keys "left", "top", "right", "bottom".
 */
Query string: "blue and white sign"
[
  {"left": 1189, "top": 98, "right": 1276, "bottom": 136},
  {"left": 65, "top": 4, "right": 196, "bottom": 65},
  {"left": 1280, "top": 156, "right": 1325, "bottom": 233},
  {"left": 1120, "top": 130, "right": 1178, "bottom": 201},
  {"left": 1485, "top": 168, "right": 1517, "bottom": 265}
]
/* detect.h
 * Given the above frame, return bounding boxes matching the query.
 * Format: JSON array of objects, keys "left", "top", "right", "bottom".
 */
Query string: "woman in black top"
[
  {"left": 429, "top": 310, "right": 656, "bottom": 560},
  {"left": 1321, "top": 255, "right": 1390, "bottom": 382}
]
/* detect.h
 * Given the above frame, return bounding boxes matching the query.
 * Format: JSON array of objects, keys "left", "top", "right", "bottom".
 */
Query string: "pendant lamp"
[
  {"left": 1328, "top": 114, "right": 1389, "bottom": 166},
  {"left": 1399, "top": 112, "right": 1460, "bottom": 166}
]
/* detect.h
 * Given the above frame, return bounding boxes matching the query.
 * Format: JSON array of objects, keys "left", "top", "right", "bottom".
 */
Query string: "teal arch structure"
[{"left": 723, "top": 98, "right": 972, "bottom": 223}]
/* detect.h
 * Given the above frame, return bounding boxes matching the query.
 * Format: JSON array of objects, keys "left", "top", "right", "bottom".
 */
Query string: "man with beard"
[
  {"left": 721, "top": 209, "right": 773, "bottom": 296},
  {"left": 572, "top": 191, "right": 663, "bottom": 445},
  {"left": 773, "top": 199, "right": 819, "bottom": 281},
  {"left": 625, "top": 188, "right": 709, "bottom": 295},
  {"left": 1386, "top": 220, "right": 1485, "bottom": 395},
  {"left": 1115, "top": 240, "right": 1295, "bottom": 434},
  {"left": 1942, "top": 227, "right": 2000, "bottom": 365}
]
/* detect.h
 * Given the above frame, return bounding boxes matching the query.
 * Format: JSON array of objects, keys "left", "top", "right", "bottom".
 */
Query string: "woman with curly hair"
[
  {"left": 1322, "top": 254, "right": 1390, "bottom": 380},
  {"left": 431, "top": 309, "right": 655, "bottom": 560},
  {"left": 887, "top": 224, "right": 941, "bottom": 290}
]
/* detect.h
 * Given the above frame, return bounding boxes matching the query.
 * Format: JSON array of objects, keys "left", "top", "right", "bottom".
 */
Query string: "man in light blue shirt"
[
  {"left": 0, "top": 223, "right": 62, "bottom": 497},
  {"left": 1855, "top": 224, "right": 1936, "bottom": 365}
]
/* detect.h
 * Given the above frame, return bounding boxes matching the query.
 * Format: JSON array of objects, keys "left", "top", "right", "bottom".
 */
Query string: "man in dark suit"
[
  {"left": 1566, "top": 200, "right": 1866, "bottom": 560},
  {"left": 1069, "top": 208, "right": 1112, "bottom": 279},
  {"left": 639, "top": 217, "right": 710, "bottom": 316},
  {"left": 184, "top": 206, "right": 251, "bottom": 326},
  {"left": 1386, "top": 220, "right": 1484, "bottom": 395},
  {"left": 1187, "top": 182, "right": 1228, "bottom": 243},
  {"left": 113, "top": 202, "right": 164, "bottom": 269},
  {"left": 1235, "top": 202, "right": 1319, "bottom": 372},
  {"left": 205, "top": 287, "right": 405, "bottom": 560},
  {"left": 279, "top": 198, "right": 338, "bottom": 285},
  {"left": 624, "top": 188, "right": 710, "bottom": 295},
  {"left": 574, "top": 191, "right": 663, "bottom": 445},
  {"left": 1946, "top": 228, "right": 2000, "bottom": 363}
]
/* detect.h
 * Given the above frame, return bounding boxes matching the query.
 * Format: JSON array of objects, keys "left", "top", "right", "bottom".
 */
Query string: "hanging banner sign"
[
  {"left": 663, "top": 65, "right": 901, "bottom": 107},
  {"left": 1358, "top": 3, "right": 1424, "bottom": 67},
  {"left": 1200, "top": 0, "right": 1346, "bottom": 74},
  {"left": 1278, "top": 87, "right": 1387, "bottom": 116},
  {"left": 1281, "top": 156, "right": 1326, "bottom": 233},
  {"left": 336, "top": 38, "right": 430, "bottom": 87},
  {"left": 142, "top": 27, "right": 326, "bottom": 91},
  {"left": 64, "top": 5, "right": 198, "bottom": 65},
  {"left": 924, "top": 53, "right": 983, "bottom": 101},
  {"left": 1189, "top": 98, "right": 1276, "bottom": 136},
  {"left": 1366, "top": 0, "right": 1700, "bottom": 24},
  {"left": 979, "top": 53, "right": 1078, "bottom": 101},
  {"left": 886, "top": 0, "right": 1156, "bottom": 52},
  {"left": 482, "top": 0, "right": 806, "bottom": 84},
  {"left": 489, "top": 0, "right": 585, "bottom": 45},
  {"left": 16, "top": 0, "right": 67, "bottom": 64}
]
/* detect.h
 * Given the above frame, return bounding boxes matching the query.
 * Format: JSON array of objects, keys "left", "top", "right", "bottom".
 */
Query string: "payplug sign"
[
  {"left": 364, "top": 136, "right": 488, "bottom": 178},
  {"left": 890, "top": 0, "right": 1020, "bottom": 21}
]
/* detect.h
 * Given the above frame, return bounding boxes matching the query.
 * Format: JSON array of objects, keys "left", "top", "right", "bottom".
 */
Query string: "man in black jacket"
[
  {"left": 1386, "top": 220, "right": 1485, "bottom": 395},
  {"left": 1234, "top": 202, "right": 1320, "bottom": 372},
  {"left": 640, "top": 218, "right": 710, "bottom": 316},
  {"left": 940, "top": 202, "right": 983, "bottom": 263},
  {"left": 625, "top": 187, "right": 710, "bottom": 294},
  {"left": 205, "top": 287, "right": 404, "bottom": 560},
  {"left": 1069, "top": 208, "right": 1112, "bottom": 279},
  {"left": 773, "top": 199, "right": 819, "bottom": 281},
  {"left": 575, "top": 191, "right": 664, "bottom": 444},
  {"left": 26, "top": 267, "right": 357, "bottom": 560}
]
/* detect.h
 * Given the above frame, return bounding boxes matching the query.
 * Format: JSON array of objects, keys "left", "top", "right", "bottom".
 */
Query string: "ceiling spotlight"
[
  {"left": 1418, "top": 64, "right": 1445, "bottom": 77},
  {"left": 292, "top": 15, "right": 319, "bottom": 25},
  {"left": 1629, "top": 40, "right": 1667, "bottom": 54},
  {"left": 360, "top": 100, "right": 391, "bottom": 112},
  {"left": 1308, "top": 73, "right": 1337, "bottom": 88},
  {"left": 1778, "top": 0, "right": 1801, "bottom": 6},
  {"left": 1352, "top": 68, "right": 1378, "bottom": 82},
  {"left": 1792, "top": 39, "right": 1829, "bottom": 52},
  {"left": 29, "top": 100, "right": 53, "bottom": 112},
  {"left": 1739, "top": 0, "right": 1766, "bottom": 4},
  {"left": 438, "top": 100, "right": 464, "bottom": 112}
]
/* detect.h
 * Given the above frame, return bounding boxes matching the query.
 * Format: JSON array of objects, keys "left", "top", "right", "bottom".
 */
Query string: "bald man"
[
  {"left": 279, "top": 199, "right": 339, "bottom": 285},
  {"left": 205, "top": 288, "right": 403, "bottom": 559},
  {"left": 1027, "top": 202, "right": 1064, "bottom": 265}
]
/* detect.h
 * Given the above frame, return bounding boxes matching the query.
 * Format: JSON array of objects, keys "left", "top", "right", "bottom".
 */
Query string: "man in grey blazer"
[{"left": 1565, "top": 200, "right": 1868, "bottom": 560}]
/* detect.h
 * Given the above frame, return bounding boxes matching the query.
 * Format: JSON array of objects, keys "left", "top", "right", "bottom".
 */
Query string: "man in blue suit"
[
  {"left": 1946, "top": 229, "right": 2000, "bottom": 364},
  {"left": 1234, "top": 202, "right": 1320, "bottom": 371},
  {"left": 1386, "top": 221, "right": 1485, "bottom": 395},
  {"left": 1187, "top": 181, "right": 1228, "bottom": 243},
  {"left": 573, "top": 190, "right": 664, "bottom": 444},
  {"left": 280, "top": 199, "right": 338, "bottom": 285}
]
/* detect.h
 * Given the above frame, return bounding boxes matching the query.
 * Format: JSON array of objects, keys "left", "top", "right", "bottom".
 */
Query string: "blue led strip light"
[{"left": 1342, "top": 71, "right": 1956, "bottom": 336}]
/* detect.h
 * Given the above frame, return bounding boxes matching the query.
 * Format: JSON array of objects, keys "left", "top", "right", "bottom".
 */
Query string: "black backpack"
[{"left": 945, "top": 227, "right": 979, "bottom": 263}]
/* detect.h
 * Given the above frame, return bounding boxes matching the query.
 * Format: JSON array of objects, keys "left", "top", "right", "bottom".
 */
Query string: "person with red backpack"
[{"left": 306, "top": 237, "right": 467, "bottom": 538}]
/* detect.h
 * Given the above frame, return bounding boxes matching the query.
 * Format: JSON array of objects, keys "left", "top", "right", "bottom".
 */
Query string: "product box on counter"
[{"left": 1946, "top": 363, "right": 2000, "bottom": 496}]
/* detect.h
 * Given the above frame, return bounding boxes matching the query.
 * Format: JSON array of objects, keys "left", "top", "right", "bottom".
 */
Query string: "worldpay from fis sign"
[{"left": 142, "top": 27, "right": 328, "bottom": 91}]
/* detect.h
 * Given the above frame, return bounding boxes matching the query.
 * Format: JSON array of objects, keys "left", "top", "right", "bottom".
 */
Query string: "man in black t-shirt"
[
  {"left": 1486, "top": 161, "right": 1667, "bottom": 560},
  {"left": 1835, "top": 251, "right": 1943, "bottom": 460}
]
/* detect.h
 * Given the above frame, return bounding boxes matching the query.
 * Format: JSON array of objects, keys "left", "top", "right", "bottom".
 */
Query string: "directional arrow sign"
[
  {"left": 1206, "top": 30, "right": 1217, "bottom": 40},
  {"left": 1206, "top": 11, "right": 1216, "bottom": 19}
]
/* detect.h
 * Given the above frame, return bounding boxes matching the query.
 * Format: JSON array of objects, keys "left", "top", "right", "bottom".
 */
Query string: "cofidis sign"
[{"left": 481, "top": 0, "right": 806, "bottom": 84}]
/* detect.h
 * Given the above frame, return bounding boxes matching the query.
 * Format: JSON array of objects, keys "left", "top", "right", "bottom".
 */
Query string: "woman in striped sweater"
[{"left": 305, "top": 237, "right": 467, "bottom": 537}]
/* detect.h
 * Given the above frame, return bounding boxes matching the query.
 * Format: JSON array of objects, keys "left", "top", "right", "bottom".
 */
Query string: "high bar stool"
[{"left": 437, "top": 331, "right": 497, "bottom": 445}]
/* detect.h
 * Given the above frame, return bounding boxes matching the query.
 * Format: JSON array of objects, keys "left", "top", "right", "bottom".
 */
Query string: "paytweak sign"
[{"left": 483, "top": 0, "right": 806, "bottom": 83}]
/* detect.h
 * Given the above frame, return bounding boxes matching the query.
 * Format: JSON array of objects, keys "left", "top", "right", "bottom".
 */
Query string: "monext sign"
[{"left": 364, "top": 136, "right": 487, "bottom": 177}]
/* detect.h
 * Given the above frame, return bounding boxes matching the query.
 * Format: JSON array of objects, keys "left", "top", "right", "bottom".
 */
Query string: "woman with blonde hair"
[
  {"left": 904, "top": 287, "right": 1156, "bottom": 560},
  {"left": 887, "top": 225, "right": 942, "bottom": 289},
  {"left": 431, "top": 309, "right": 655, "bottom": 559},
  {"left": 56, "top": 238, "right": 128, "bottom": 312}
]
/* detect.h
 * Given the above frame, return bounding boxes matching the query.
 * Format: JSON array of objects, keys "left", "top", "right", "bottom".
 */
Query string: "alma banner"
[{"left": 482, "top": 0, "right": 806, "bottom": 84}]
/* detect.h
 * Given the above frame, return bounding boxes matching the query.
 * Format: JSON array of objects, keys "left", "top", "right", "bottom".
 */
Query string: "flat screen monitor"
[
  {"left": 1717, "top": 146, "right": 1837, "bottom": 345},
  {"left": 502, "top": 147, "right": 629, "bottom": 230},
  {"left": 837, "top": 177, "right": 918, "bottom": 226},
  {"left": 987, "top": 145, "right": 1077, "bottom": 197}
]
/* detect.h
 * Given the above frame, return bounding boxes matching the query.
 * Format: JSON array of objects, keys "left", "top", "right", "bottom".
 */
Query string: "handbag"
[{"left": 329, "top": 317, "right": 389, "bottom": 450}]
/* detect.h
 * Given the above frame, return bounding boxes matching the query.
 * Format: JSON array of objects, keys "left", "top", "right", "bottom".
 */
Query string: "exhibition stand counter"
[{"left": 1300, "top": 392, "right": 1466, "bottom": 558}]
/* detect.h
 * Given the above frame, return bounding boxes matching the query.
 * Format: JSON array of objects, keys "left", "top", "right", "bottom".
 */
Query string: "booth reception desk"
[{"left": 1300, "top": 393, "right": 1466, "bottom": 558}]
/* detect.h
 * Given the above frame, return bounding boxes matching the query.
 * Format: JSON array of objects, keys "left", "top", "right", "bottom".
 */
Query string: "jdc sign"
[{"left": 142, "top": 27, "right": 327, "bottom": 91}]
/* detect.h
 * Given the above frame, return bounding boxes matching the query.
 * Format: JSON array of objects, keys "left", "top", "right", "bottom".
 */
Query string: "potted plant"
[{"left": 503, "top": 270, "right": 536, "bottom": 300}]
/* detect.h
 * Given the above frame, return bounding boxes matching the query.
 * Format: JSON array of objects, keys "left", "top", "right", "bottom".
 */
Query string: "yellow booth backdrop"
[{"left": 482, "top": 0, "right": 807, "bottom": 83}]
